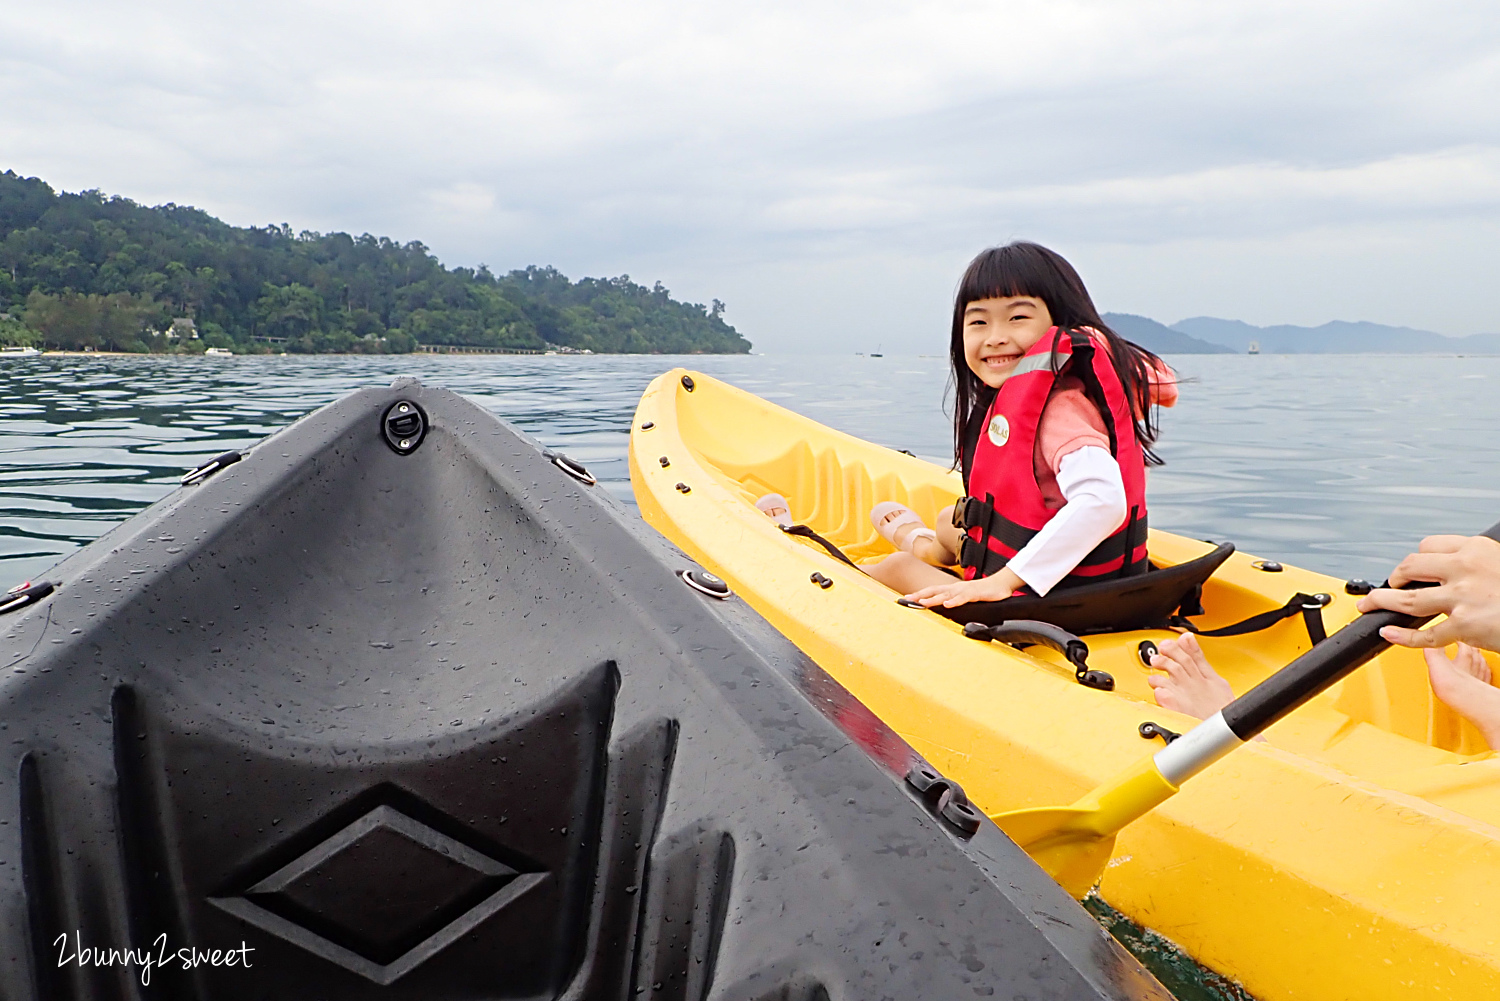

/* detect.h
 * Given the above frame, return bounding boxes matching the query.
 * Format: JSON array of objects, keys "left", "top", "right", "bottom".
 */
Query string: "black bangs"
[
  {"left": 955, "top": 244, "right": 1086, "bottom": 311},
  {"left": 947, "top": 242, "right": 1167, "bottom": 474}
]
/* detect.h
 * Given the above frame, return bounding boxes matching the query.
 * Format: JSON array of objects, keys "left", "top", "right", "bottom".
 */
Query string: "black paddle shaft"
[{"left": 1221, "top": 520, "right": 1500, "bottom": 741}]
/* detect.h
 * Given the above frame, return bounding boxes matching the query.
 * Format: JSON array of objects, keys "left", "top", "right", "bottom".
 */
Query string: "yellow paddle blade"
[
  {"left": 992, "top": 754, "right": 1179, "bottom": 898},
  {"left": 994, "top": 806, "right": 1122, "bottom": 898}
]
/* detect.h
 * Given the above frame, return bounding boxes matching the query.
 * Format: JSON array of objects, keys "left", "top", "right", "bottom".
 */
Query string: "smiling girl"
[{"left": 867, "top": 241, "right": 1176, "bottom": 606}]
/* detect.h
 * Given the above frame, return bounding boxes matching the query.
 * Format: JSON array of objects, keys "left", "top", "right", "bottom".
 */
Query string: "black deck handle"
[
  {"left": 1221, "top": 520, "right": 1500, "bottom": 741},
  {"left": 983, "top": 620, "right": 1088, "bottom": 667},
  {"left": 965, "top": 619, "right": 1113, "bottom": 691}
]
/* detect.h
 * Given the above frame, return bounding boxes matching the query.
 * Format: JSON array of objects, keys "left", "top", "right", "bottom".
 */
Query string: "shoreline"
[
  {"left": 6, "top": 349, "right": 1498, "bottom": 360},
  {"left": 3, "top": 349, "right": 751, "bottom": 358}
]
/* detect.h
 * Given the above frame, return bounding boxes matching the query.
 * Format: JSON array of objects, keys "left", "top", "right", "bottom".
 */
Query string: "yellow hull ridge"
[{"left": 630, "top": 368, "right": 1500, "bottom": 1001}]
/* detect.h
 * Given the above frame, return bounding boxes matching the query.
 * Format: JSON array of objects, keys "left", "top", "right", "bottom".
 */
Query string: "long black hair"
[{"left": 949, "top": 241, "right": 1165, "bottom": 469}]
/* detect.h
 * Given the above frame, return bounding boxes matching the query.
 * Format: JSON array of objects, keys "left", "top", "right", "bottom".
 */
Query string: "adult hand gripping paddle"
[{"left": 992, "top": 520, "right": 1500, "bottom": 899}]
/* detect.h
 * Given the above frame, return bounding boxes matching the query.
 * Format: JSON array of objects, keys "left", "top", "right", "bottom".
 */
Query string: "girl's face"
[{"left": 962, "top": 295, "right": 1054, "bottom": 387}]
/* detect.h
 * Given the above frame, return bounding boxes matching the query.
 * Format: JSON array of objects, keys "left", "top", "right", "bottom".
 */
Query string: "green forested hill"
[{"left": 0, "top": 170, "right": 750, "bottom": 354}]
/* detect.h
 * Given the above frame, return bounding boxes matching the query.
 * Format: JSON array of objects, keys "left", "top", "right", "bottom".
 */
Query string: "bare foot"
[
  {"left": 1147, "top": 633, "right": 1235, "bottom": 719},
  {"left": 1426, "top": 643, "right": 1500, "bottom": 750}
]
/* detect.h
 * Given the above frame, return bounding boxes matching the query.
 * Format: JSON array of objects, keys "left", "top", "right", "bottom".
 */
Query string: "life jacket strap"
[
  {"left": 959, "top": 533, "right": 1009, "bottom": 579},
  {"left": 1065, "top": 330, "right": 1120, "bottom": 455},
  {"left": 957, "top": 495, "right": 1150, "bottom": 581},
  {"left": 957, "top": 494, "right": 1038, "bottom": 573},
  {"left": 960, "top": 386, "right": 998, "bottom": 486}
]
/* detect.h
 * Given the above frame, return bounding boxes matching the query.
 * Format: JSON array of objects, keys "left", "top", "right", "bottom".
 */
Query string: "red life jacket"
[{"left": 958, "top": 327, "right": 1149, "bottom": 587}]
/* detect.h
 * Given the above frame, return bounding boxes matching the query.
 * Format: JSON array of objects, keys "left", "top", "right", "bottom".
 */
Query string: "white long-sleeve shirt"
[{"left": 1004, "top": 446, "right": 1128, "bottom": 596}]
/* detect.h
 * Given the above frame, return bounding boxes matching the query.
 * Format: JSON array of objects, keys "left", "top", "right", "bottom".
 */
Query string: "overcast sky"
[{"left": 3, "top": 0, "right": 1498, "bottom": 353}]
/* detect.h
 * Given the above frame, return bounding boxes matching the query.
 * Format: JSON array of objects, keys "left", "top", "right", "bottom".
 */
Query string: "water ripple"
[{"left": 0, "top": 353, "right": 1495, "bottom": 585}]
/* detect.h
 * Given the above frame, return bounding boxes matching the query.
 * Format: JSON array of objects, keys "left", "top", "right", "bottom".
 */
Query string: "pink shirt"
[{"left": 1033, "top": 362, "right": 1177, "bottom": 508}]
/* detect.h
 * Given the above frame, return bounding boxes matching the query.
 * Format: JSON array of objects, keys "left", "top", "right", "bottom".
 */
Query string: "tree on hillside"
[
  {"left": 254, "top": 283, "right": 323, "bottom": 339},
  {"left": 0, "top": 170, "right": 751, "bottom": 355},
  {"left": 23, "top": 290, "right": 166, "bottom": 352}
]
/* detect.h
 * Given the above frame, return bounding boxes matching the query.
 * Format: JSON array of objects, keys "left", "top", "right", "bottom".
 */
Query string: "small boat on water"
[
  {"left": 204, "top": 346, "right": 235, "bottom": 356},
  {"left": 0, "top": 346, "right": 40, "bottom": 357},
  {"left": 0, "top": 379, "right": 1169, "bottom": 999},
  {"left": 630, "top": 368, "right": 1500, "bottom": 1001},
  {"left": 1247, "top": 340, "right": 1260, "bottom": 354}
]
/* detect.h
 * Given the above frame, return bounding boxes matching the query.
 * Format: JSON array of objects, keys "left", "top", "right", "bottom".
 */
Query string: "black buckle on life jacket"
[
  {"left": 954, "top": 496, "right": 980, "bottom": 533},
  {"left": 957, "top": 495, "right": 1047, "bottom": 581},
  {"left": 956, "top": 496, "right": 980, "bottom": 569},
  {"left": 957, "top": 535, "right": 985, "bottom": 574},
  {"left": 956, "top": 495, "right": 994, "bottom": 571},
  {"left": 959, "top": 535, "right": 1013, "bottom": 580}
]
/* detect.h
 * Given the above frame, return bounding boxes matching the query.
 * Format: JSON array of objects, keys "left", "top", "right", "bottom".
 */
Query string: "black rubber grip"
[
  {"left": 1221, "top": 606, "right": 1424, "bottom": 738},
  {"left": 985, "top": 620, "right": 1090, "bottom": 671},
  {"left": 1222, "top": 519, "right": 1500, "bottom": 740}
]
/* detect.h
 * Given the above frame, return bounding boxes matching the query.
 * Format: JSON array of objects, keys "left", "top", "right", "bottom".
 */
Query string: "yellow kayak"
[{"left": 630, "top": 368, "right": 1500, "bottom": 1001}]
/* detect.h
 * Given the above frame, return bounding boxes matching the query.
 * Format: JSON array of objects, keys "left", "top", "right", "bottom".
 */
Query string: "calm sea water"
[
  {"left": 1, "top": 352, "right": 1498, "bottom": 589},
  {"left": 5, "top": 351, "right": 1491, "bottom": 1000}
]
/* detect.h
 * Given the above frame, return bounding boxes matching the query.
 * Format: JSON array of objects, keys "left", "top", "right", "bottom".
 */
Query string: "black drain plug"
[{"left": 383, "top": 400, "right": 428, "bottom": 454}]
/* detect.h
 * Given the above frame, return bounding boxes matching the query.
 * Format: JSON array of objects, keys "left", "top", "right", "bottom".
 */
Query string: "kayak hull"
[
  {"left": 0, "top": 380, "right": 1170, "bottom": 999},
  {"left": 631, "top": 368, "right": 1500, "bottom": 1001}
]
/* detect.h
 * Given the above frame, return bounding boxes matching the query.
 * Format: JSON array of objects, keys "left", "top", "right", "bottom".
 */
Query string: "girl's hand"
[
  {"left": 905, "top": 567, "right": 1024, "bottom": 608},
  {"left": 1356, "top": 535, "right": 1500, "bottom": 653}
]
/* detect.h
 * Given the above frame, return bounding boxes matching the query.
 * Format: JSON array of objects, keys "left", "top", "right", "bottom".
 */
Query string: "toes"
[
  {"left": 1153, "top": 641, "right": 1198, "bottom": 677},
  {"left": 1150, "top": 652, "right": 1185, "bottom": 677}
]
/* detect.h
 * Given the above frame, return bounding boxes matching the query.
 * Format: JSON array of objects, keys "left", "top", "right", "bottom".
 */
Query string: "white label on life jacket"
[{"left": 987, "top": 414, "right": 1010, "bottom": 447}]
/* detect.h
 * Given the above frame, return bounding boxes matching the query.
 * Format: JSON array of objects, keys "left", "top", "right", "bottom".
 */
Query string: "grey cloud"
[{"left": 2, "top": 0, "right": 1498, "bottom": 352}]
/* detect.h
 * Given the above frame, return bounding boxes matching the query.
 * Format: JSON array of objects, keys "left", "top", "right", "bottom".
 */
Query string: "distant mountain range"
[
  {"left": 1103, "top": 312, "right": 1500, "bottom": 355},
  {"left": 1103, "top": 314, "right": 1235, "bottom": 355}
]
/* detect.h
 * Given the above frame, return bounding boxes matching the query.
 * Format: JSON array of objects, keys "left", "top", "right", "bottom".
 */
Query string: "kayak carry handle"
[{"left": 963, "top": 620, "right": 1113, "bottom": 691}]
